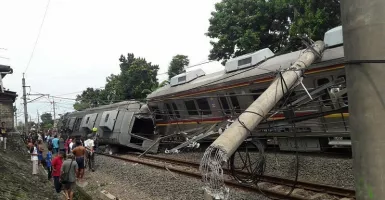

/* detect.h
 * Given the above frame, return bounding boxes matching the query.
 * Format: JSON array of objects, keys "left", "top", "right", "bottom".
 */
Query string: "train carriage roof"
[
  {"left": 147, "top": 46, "right": 345, "bottom": 100},
  {"left": 66, "top": 100, "right": 141, "bottom": 117}
]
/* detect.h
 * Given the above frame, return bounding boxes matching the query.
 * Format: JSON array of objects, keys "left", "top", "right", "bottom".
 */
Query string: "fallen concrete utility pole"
[{"left": 199, "top": 40, "right": 325, "bottom": 200}]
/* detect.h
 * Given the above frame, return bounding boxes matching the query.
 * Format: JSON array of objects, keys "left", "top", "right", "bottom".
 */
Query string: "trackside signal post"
[{"left": 341, "top": 0, "right": 385, "bottom": 199}]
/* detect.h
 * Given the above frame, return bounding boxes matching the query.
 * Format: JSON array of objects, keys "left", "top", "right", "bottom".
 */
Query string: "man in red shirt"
[{"left": 52, "top": 151, "right": 64, "bottom": 193}]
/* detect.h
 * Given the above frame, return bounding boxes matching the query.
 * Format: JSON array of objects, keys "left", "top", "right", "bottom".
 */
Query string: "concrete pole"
[
  {"left": 22, "top": 73, "right": 28, "bottom": 136},
  {"left": 210, "top": 41, "right": 325, "bottom": 157},
  {"left": 37, "top": 110, "right": 40, "bottom": 132},
  {"left": 200, "top": 41, "right": 325, "bottom": 199},
  {"left": 341, "top": 1, "right": 385, "bottom": 199}
]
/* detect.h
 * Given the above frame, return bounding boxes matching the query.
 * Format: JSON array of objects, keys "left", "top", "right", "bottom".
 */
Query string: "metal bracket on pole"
[
  {"left": 300, "top": 79, "right": 313, "bottom": 100},
  {"left": 300, "top": 36, "right": 322, "bottom": 59}
]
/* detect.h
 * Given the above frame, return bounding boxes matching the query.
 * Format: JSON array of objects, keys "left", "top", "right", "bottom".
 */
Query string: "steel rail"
[
  {"left": 129, "top": 153, "right": 355, "bottom": 198},
  {"left": 98, "top": 153, "right": 355, "bottom": 199}
]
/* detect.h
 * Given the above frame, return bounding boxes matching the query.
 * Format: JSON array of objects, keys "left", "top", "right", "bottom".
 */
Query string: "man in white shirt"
[
  {"left": 84, "top": 133, "right": 95, "bottom": 172},
  {"left": 31, "top": 143, "right": 39, "bottom": 175}
]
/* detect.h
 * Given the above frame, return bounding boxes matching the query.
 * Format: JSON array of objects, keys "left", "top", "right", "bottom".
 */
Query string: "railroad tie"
[{"left": 268, "top": 185, "right": 283, "bottom": 191}]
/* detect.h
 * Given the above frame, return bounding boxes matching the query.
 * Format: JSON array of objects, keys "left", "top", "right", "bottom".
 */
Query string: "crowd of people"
[{"left": 26, "top": 127, "right": 99, "bottom": 200}]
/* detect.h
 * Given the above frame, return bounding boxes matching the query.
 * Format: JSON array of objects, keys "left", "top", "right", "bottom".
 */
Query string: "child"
[{"left": 46, "top": 146, "right": 53, "bottom": 180}]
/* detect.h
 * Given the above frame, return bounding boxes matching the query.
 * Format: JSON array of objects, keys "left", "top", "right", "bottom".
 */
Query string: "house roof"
[
  {"left": 0, "top": 90, "right": 17, "bottom": 103},
  {"left": 0, "top": 64, "right": 13, "bottom": 78}
]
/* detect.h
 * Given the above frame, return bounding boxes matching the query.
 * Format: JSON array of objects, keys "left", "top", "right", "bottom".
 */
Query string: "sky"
[{"left": 0, "top": 0, "right": 224, "bottom": 124}]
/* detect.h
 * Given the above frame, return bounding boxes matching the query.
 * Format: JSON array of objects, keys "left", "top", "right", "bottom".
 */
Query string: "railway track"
[{"left": 98, "top": 152, "right": 355, "bottom": 200}]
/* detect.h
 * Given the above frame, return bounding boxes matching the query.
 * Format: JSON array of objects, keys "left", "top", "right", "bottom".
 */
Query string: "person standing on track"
[
  {"left": 61, "top": 154, "right": 78, "bottom": 200},
  {"left": 72, "top": 140, "right": 86, "bottom": 182},
  {"left": 52, "top": 152, "right": 64, "bottom": 193},
  {"left": 85, "top": 128, "right": 96, "bottom": 172},
  {"left": 69, "top": 137, "right": 74, "bottom": 153},
  {"left": 37, "top": 140, "right": 44, "bottom": 166},
  {"left": 46, "top": 146, "right": 53, "bottom": 180},
  {"left": 52, "top": 135, "right": 59, "bottom": 154},
  {"left": 0, "top": 122, "right": 8, "bottom": 151},
  {"left": 59, "top": 136, "right": 65, "bottom": 154}
]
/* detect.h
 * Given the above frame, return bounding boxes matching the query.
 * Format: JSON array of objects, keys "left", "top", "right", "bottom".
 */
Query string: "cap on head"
[{"left": 92, "top": 127, "right": 97, "bottom": 132}]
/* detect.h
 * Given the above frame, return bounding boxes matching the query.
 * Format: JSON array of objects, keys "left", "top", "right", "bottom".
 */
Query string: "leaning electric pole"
[
  {"left": 341, "top": 0, "right": 385, "bottom": 199},
  {"left": 22, "top": 73, "right": 28, "bottom": 135}
]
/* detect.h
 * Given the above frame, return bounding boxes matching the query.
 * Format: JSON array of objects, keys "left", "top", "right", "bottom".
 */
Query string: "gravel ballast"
[
  {"left": 82, "top": 155, "right": 271, "bottom": 200},
  {"left": 159, "top": 151, "right": 354, "bottom": 189}
]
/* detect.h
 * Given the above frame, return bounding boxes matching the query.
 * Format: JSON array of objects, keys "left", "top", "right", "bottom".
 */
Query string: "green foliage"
[
  {"left": 73, "top": 88, "right": 105, "bottom": 111},
  {"left": 159, "top": 80, "right": 169, "bottom": 88},
  {"left": 121, "top": 55, "right": 159, "bottom": 99},
  {"left": 207, "top": 0, "right": 341, "bottom": 63},
  {"left": 43, "top": 123, "right": 53, "bottom": 129},
  {"left": 74, "top": 53, "right": 159, "bottom": 110},
  {"left": 168, "top": 55, "right": 189, "bottom": 79},
  {"left": 40, "top": 113, "right": 54, "bottom": 126}
]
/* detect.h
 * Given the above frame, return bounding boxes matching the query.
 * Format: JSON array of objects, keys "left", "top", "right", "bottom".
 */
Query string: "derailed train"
[{"left": 59, "top": 26, "right": 349, "bottom": 153}]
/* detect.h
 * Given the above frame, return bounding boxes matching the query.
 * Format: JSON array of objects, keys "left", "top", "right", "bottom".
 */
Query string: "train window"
[
  {"left": 317, "top": 78, "right": 331, "bottom": 104},
  {"left": 178, "top": 76, "right": 186, "bottom": 82},
  {"left": 105, "top": 114, "right": 110, "bottom": 123},
  {"left": 74, "top": 117, "right": 82, "bottom": 131},
  {"left": 250, "top": 89, "right": 264, "bottom": 100},
  {"left": 219, "top": 97, "right": 231, "bottom": 114},
  {"left": 150, "top": 106, "right": 162, "bottom": 120},
  {"left": 229, "top": 93, "right": 241, "bottom": 113},
  {"left": 172, "top": 103, "right": 181, "bottom": 118},
  {"left": 165, "top": 103, "right": 174, "bottom": 119},
  {"left": 86, "top": 117, "right": 90, "bottom": 124},
  {"left": 238, "top": 57, "right": 252, "bottom": 66},
  {"left": 185, "top": 100, "right": 199, "bottom": 115},
  {"left": 196, "top": 98, "right": 212, "bottom": 115}
]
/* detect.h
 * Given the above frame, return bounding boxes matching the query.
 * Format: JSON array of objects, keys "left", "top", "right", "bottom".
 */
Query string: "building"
[{"left": 0, "top": 64, "right": 17, "bottom": 130}]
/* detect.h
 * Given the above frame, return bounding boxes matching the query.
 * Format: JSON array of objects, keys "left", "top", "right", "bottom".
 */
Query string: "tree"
[
  {"left": 73, "top": 53, "right": 160, "bottom": 109},
  {"left": 168, "top": 55, "right": 189, "bottom": 79},
  {"left": 41, "top": 113, "right": 54, "bottom": 126},
  {"left": 118, "top": 53, "right": 159, "bottom": 99},
  {"left": 73, "top": 88, "right": 105, "bottom": 111},
  {"left": 207, "top": 0, "right": 341, "bottom": 63}
]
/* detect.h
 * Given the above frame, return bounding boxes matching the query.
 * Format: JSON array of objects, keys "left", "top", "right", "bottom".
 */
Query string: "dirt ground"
[{"left": 0, "top": 133, "right": 56, "bottom": 200}]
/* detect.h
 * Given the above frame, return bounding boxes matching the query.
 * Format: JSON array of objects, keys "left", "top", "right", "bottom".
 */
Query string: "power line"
[
  {"left": 157, "top": 60, "right": 215, "bottom": 75},
  {"left": 24, "top": 0, "right": 51, "bottom": 74},
  {"left": 53, "top": 87, "right": 105, "bottom": 96}
]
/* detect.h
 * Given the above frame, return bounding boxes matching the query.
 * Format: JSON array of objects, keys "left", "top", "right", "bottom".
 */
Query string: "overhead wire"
[
  {"left": 157, "top": 60, "right": 216, "bottom": 76},
  {"left": 24, "top": 0, "right": 51, "bottom": 74}
]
